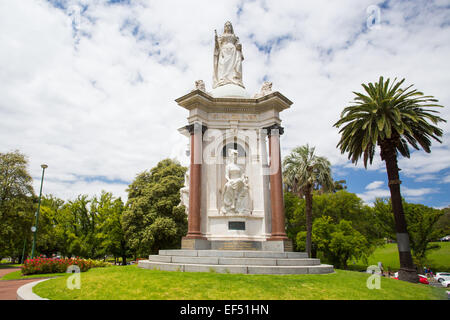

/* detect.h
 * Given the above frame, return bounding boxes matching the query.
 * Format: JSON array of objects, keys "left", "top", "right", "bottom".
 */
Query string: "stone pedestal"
[
  {"left": 181, "top": 238, "right": 293, "bottom": 252},
  {"left": 181, "top": 237, "right": 211, "bottom": 250},
  {"left": 262, "top": 240, "right": 293, "bottom": 252}
]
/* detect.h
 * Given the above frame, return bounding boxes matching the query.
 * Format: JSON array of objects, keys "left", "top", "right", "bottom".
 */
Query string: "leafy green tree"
[
  {"left": 0, "top": 151, "right": 36, "bottom": 262},
  {"left": 311, "top": 216, "right": 370, "bottom": 269},
  {"left": 283, "top": 145, "right": 333, "bottom": 258},
  {"left": 51, "top": 201, "right": 77, "bottom": 258},
  {"left": 57, "top": 195, "right": 101, "bottom": 259},
  {"left": 312, "top": 191, "right": 382, "bottom": 245},
  {"left": 373, "top": 198, "right": 444, "bottom": 268},
  {"left": 285, "top": 190, "right": 381, "bottom": 257},
  {"left": 93, "top": 191, "right": 129, "bottom": 264},
  {"left": 122, "top": 159, "right": 187, "bottom": 258},
  {"left": 434, "top": 207, "right": 450, "bottom": 239},
  {"left": 334, "top": 76, "right": 446, "bottom": 283},
  {"left": 35, "top": 195, "right": 65, "bottom": 258},
  {"left": 284, "top": 191, "right": 305, "bottom": 249}
]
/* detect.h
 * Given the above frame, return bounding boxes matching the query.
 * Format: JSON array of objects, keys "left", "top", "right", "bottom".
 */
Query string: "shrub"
[{"left": 21, "top": 256, "right": 109, "bottom": 275}]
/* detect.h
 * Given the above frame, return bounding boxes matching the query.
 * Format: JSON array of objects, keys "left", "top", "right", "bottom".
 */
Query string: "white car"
[
  {"left": 441, "top": 280, "right": 450, "bottom": 288},
  {"left": 434, "top": 272, "right": 450, "bottom": 283}
]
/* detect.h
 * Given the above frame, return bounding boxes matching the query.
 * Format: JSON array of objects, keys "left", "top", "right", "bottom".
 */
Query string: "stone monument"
[
  {"left": 138, "top": 22, "right": 334, "bottom": 274},
  {"left": 177, "top": 21, "right": 292, "bottom": 252}
]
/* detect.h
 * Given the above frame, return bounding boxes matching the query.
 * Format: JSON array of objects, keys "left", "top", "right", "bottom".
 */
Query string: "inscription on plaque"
[{"left": 228, "top": 221, "right": 245, "bottom": 230}]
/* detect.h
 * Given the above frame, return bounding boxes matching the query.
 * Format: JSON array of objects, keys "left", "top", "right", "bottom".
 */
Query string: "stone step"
[
  {"left": 148, "top": 255, "right": 321, "bottom": 266},
  {"left": 158, "top": 249, "right": 308, "bottom": 259},
  {"left": 138, "top": 260, "right": 334, "bottom": 275}
]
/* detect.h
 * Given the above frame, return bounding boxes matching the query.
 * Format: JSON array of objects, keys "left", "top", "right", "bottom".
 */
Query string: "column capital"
[
  {"left": 185, "top": 122, "right": 208, "bottom": 135},
  {"left": 263, "top": 123, "right": 284, "bottom": 136}
]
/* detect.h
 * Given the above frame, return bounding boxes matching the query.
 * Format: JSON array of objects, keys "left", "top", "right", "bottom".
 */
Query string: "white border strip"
[{"left": 17, "top": 279, "right": 51, "bottom": 300}]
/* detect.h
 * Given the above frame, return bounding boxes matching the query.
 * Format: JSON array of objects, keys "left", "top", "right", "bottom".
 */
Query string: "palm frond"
[{"left": 333, "top": 77, "right": 446, "bottom": 168}]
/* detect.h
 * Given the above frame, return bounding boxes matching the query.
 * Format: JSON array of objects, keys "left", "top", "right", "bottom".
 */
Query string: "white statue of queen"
[
  {"left": 220, "top": 149, "right": 252, "bottom": 215},
  {"left": 213, "top": 21, "right": 245, "bottom": 89}
]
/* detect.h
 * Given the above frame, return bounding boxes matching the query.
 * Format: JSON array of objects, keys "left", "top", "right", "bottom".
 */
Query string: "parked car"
[
  {"left": 441, "top": 280, "right": 450, "bottom": 288},
  {"left": 393, "top": 273, "right": 429, "bottom": 285},
  {"left": 434, "top": 272, "right": 450, "bottom": 283}
]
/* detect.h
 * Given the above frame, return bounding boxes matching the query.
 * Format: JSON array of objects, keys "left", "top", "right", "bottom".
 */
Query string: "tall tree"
[
  {"left": 434, "top": 207, "right": 450, "bottom": 239},
  {"left": 373, "top": 198, "right": 444, "bottom": 268},
  {"left": 285, "top": 190, "right": 381, "bottom": 258},
  {"left": 311, "top": 216, "right": 370, "bottom": 269},
  {"left": 36, "top": 195, "right": 65, "bottom": 258},
  {"left": 0, "top": 151, "right": 36, "bottom": 262},
  {"left": 283, "top": 145, "right": 333, "bottom": 258},
  {"left": 93, "top": 191, "right": 129, "bottom": 264},
  {"left": 334, "top": 76, "right": 446, "bottom": 283},
  {"left": 122, "top": 159, "right": 187, "bottom": 258}
]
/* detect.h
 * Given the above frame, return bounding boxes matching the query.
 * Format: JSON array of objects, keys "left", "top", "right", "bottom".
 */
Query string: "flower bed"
[{"left": 21, "top": 256, "right": 108, "bottom": 275}]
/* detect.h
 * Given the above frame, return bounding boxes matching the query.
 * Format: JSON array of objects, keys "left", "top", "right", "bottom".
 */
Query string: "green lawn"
[
  {"left": 33, "top": 265, "right": 447, "bottom": 300},
  {"left": 348, "top": 242, "right": 450, "bottom": 272}
]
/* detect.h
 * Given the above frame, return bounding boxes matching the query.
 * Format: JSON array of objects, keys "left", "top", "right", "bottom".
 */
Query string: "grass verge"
[
  {"left": 0, "top": 264, "right": 22, "bottom": 269},
  {"left": 348, "top": 242, "right": 450, "bottom": 272},
  {"left": 33, "top": 265, "right": 447, "bottom": 300}
]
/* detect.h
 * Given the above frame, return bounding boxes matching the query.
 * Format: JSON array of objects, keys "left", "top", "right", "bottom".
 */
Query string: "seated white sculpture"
[{"left": 220, "top": 149, "right": 252, "bottom": 215}]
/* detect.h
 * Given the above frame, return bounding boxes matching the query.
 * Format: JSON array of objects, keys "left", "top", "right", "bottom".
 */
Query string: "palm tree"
[
  {"left": 283, "top": 144, "right": 333, "bottom": 258},
  {"left": 334, "top": 76, "right": 446, "bottom": 283}
]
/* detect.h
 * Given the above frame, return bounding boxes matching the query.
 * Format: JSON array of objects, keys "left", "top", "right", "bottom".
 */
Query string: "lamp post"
[{"left": 31, "top": 164, "right": 48, "bottom": 259}]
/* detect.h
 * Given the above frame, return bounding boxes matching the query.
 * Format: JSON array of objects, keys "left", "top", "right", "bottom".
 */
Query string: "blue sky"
[{"left": 0, "top": 0, "right": 449, "bottom": 208}]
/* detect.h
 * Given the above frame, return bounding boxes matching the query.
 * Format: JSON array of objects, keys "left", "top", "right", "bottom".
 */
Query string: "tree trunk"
[
  {"left": 380, "top": 139, "right": 419, "bottom": 283},
  {"left": 304, "top": 186, "right": 313, "bottom": 258}
]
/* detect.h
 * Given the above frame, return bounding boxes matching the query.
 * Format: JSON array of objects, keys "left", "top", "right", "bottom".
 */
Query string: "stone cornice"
[{"left": 175, "top": 89, "right": 293, "bottom": 113}]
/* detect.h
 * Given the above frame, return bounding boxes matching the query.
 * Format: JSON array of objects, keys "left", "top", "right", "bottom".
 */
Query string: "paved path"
[{"left": 0, "top": 266, "right": 48, "bottom": 300}]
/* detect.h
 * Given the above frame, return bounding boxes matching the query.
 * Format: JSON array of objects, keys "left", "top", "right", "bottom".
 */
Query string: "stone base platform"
[
  {"left": 138, "top": 250, "right": 334, "bottom": 275},
  {"left": 181, "top": 238, "right": 294, "bottom": 252}
]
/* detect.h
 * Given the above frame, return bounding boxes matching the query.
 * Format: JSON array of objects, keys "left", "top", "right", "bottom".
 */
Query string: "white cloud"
[
  {"left": 1, "top": 0, "right": 449, "bottom": 203},
  {"left": 357, "top": 182, "right": 439, "bottom": 205},
  {"left": 365, "top": 181, "right": 384, "bottom": 190},
  {"left": 357, "top": 188, "right": 390, "bottom": 205}
]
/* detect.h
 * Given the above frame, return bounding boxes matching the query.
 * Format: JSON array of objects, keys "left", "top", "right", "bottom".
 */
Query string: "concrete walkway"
[{"left": 0, "top": 266, "right": 48, "bottom": 300}]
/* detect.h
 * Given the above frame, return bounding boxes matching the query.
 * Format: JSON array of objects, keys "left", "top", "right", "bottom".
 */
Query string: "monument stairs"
[{"left": 138, "top": 250, "right": 334, "bottom": 275}]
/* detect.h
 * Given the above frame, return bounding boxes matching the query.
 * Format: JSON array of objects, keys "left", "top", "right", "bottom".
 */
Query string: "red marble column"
[
  {"left": 267, "top": 125, "right": 288, "bottom": 241},
  {"left": 185, "top": 123, "right": 206, "bottom": 239}
]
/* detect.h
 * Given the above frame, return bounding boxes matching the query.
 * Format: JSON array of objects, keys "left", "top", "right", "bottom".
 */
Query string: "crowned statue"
[
  {"left": 213, "top": 21, "right": 245, "bottom": 89},
  {"left": 220, "top": 149, "right": 252, "bottom": 215}
]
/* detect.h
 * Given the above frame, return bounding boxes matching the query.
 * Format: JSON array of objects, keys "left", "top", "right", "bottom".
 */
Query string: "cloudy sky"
[{"left": 1, "top": 0, "right": 449, "bottom": 208}]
